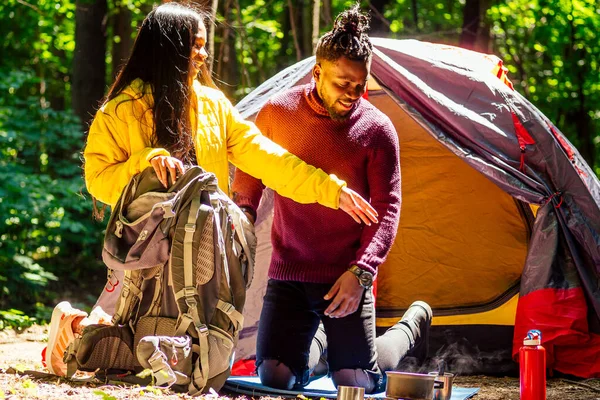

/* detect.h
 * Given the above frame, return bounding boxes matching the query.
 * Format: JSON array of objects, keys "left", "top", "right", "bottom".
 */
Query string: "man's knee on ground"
[
  {"left": 258, "top": 359, "right": 296, "bottom": 390},
  {"left": 332, "top": 369, "right": 376, "bottom": 393}
]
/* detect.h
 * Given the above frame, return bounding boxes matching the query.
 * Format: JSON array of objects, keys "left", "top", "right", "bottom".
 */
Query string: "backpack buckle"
[
  {"left": 197, "top": 324, "right": 209, "bottom": 336},
  {"left": 115, "top": 220, "right": 123, "bottom": 238},
  {"left": 185, "top": 223, "right": 196, "bottom": 232},
  {"left": 138, "top": 229, "right": 148, "bottom": 241},
  {"left": 217, "top": 300, "right": 234, "bottom": 315},
  {"left": 183, "top": 287, "right": 198, "bottom": 309},
  {"left": 185, "top": 298, "right": 197, "bottom": 309},
  {"left": 161, "top": 203, "right": 175, "bottom": 218},
  {"left": 182, "top": 286, "right": 197, "bottom": 297}
]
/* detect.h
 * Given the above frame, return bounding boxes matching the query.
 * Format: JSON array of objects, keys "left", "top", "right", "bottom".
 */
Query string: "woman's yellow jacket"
[{"left": 84, "top": 79, "right": 346, "bottom": 208}]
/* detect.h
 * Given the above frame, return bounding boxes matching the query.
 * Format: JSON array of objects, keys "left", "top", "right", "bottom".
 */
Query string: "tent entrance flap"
[{"left": 368, "top": 89, "right": 529, "bottom": 320}]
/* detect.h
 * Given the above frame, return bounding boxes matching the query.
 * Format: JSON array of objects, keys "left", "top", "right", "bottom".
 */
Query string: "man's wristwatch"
[{"left": 348, "top": 265, "right": 374, "bottom": 289}]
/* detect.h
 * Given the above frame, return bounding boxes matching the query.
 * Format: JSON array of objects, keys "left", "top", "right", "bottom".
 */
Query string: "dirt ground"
[{"left": 0, "top": 325, "right": 599, "bottom": 400}]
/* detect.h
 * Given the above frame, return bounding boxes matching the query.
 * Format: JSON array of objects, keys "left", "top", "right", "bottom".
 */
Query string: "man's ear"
[{"left": 312, "top": 63, "right": 322, "bottom": 83}]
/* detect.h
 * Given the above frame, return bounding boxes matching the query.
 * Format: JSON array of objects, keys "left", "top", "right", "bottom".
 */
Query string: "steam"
[{"left": 398, "top": 336, "right": 517, "bottom": 376}]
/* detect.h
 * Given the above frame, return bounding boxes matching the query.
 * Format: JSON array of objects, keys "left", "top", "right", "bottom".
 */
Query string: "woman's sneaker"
[
  {"left": 46, "top": 301, "right": 87, "bottom": 376},
  {"left": 88, "top": 306, "right": 112, "bottom": 325}
]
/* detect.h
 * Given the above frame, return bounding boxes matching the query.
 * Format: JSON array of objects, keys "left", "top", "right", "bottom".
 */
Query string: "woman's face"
[{"left": 189, "top": 20, "right": 208, "bottom": 82}]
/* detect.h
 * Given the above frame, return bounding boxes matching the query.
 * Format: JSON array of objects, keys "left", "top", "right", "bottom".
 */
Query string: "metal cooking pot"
[
  {"left": 385, "top": 371, "right": 444, "bottom": 400},
  {"left": 429, "top": 372, "right": 454, "bottom": 400},
  {"left": 337, "top": 385, "right": 365, "bottom": 400}
]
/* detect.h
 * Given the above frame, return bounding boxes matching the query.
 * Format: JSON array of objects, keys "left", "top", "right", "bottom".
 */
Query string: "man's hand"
[
  {"left": 150, "top": 156, "right": 185, "bottom": 188},
  {"left": 324, "top": 271, "right": 364, "bottom": 318},
  {"left": 338, "top": 186, "right": 378, "bottom": 226}
]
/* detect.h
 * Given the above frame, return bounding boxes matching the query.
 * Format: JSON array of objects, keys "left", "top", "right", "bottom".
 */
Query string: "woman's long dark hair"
[{"left": 107, "top": 2, "right": 215, "bottom": 162}]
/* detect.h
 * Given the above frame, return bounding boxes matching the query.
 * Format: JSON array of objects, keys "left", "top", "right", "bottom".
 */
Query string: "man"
[{"left": 232, "top": 5, "right": 431, "bottom": 393}]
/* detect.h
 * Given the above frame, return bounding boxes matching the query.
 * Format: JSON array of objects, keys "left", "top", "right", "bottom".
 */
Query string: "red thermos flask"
[{"left": 519, "top": 329, "right": 546, "bottom": 400}]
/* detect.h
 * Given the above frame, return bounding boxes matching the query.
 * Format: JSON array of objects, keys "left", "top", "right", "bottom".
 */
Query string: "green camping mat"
[{"left": 223, "top": 376, "right": 479, "bottom": 399}]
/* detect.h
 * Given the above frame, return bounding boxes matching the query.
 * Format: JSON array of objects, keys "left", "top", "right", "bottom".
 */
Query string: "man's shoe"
[
  {"left": 46, "top": 301, "right": 87, "bottom": 376},
  {"left": 400, "top": 301, "right": 433, "bottom": 364}
]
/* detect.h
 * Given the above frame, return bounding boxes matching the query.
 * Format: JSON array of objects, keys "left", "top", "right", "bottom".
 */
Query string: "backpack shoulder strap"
[
  {"left": 112, "top": 269, "right": 144, "bottom": 325},
  {"left": 171, "top": 192, "right": 214, "bottom": 394}
]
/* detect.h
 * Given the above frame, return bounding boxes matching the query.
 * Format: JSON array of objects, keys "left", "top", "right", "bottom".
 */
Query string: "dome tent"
[{"left": 232, "top": 39, "right": 600, "bottom": 377}]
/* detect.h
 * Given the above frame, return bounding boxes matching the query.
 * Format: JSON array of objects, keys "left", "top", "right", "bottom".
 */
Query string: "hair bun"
[{"left": 333, "top": 4, "right": 370, "bottom": 36}]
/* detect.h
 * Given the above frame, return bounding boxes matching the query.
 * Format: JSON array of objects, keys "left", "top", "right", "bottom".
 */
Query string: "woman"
[{"left": 45, "top": 2, "right": 377, "bottom": 377}]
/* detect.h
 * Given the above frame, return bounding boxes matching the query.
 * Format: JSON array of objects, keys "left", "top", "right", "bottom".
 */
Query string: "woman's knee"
[
  {"left": 332, "top": 368, "right": 376, "bottom": 393},
  {"left": 258, "top": 359, "right": 296, "bottom": 390}
]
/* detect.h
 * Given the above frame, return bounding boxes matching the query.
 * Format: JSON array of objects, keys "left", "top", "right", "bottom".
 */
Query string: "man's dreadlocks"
[{"left": 315, "top": 4, "right": 372, "bottom": 63}]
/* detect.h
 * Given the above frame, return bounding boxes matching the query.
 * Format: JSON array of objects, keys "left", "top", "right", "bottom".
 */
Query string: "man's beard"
[
  {"left": 318, "top": 85, "right": 351, "bottom": 121},
  {"left": 323, "top": 102, "right": 350, "bottom": 121}
]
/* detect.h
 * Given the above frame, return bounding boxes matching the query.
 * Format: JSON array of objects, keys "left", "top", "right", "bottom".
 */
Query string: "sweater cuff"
[
  {"left": 232, "top": 191, "right": 257, "bottom": 210},
  {"left": 350, "top": 261, "right": 377, "bottom": 279}
]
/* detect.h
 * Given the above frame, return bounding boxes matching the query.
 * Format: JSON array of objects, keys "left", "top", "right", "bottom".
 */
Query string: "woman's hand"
[
  {"left": 339, "top": 186, "right": 378, "bottom": 225},
  {"left": 150, "top": 156, "right": 185, "bottom": 188}
]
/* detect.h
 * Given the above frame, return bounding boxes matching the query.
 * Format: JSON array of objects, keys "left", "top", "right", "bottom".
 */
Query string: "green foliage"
[
  {"left": 0, "top": 309, "right": 36, "bottom": 331},
  {"left": 0, "top": 0, "right": 76, "bottom": 110},
  {"left": 93, "top": 390, "right": 118, "bottom": 400},
  {"left": 0, "top": 68, "right": 105, "bottom": 316},
  {"left": 383, "top": 0, "right": 464, "bottom": 41},
  {"left": 488, "top": 0, "right": 600, "bottom": 165}
]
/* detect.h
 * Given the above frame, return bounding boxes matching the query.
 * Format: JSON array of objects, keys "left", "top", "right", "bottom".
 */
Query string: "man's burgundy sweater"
[{"left": 232, "top": 82, "right": 401, "bottom": 284}]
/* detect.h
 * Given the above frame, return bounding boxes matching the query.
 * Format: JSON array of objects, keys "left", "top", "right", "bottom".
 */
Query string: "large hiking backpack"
[{"left": 64, "top": 166, "right": 255, "bottom": 395}]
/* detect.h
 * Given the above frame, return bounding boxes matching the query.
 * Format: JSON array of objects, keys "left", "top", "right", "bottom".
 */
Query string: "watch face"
[{"left": 359, "top": 272, "right": 373, "bottom": 287}]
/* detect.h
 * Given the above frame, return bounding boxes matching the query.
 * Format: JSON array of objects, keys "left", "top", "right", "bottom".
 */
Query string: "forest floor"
[{"left": 0, "top": 325, "right": 599, "bottom": 400}]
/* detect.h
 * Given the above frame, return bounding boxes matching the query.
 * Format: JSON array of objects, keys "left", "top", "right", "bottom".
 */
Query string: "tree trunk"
[
  {"left": 567, "top": 6, "right": 594, "bottom": 166},
  {"left": 288, "top": 0, "right": 303, "bottom": 61},
  {"left": 571, "top": 107, "right": 594, "bottom": 166},
  {"left": 400, "top": 0, "right": 418, "bottom": 33},
  {"left": 411, "top": 0, "right": 419, "bottom": 32},
  {"left": 460, "top": 0, "right": 481, "bottom": 50},
  {"left": 278, "top": 1, "right": 292, "bottom": 69},
  {"left": 476, "top": 3, "right": 492, "bottom": 53},
  {"left": 111, "top": 3, "right": 132, "bottom": 79},
  {"left": 233, "top": 0, "right": 253, "bottom": 88},
  {"left": 301, "top": 0, "right": 312, "bottom": 57},
  {"left": 47, "top": 49, "right": 66, "bottom": 110},
  {"left": 208, "top": 0, "right": 219, "bottom": 72},
  {"left": 312, "top": 0, "right": 320, "bottom": 54},
  {"left": 72, "top": 0, "right": 107, "bottom": 127},
  {"left": 368, "top": 0, "right": 392, "bottom": 36},
  {"left": 322, "top": 0, "right": 332, "bottom": 27},
  {"left": 216, "top": 0, "right": 240, "bottom": 96},
  {"left": 565, "top": 62, "right": 594, "bottom": 165}
]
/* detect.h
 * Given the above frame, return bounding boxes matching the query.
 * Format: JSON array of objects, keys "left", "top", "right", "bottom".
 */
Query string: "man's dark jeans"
[{"left": 256, "top": 279, "right": 382, "bottom": 387}]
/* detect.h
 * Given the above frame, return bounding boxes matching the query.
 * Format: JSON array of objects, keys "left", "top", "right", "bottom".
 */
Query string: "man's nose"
[{"left": 347, "top": 85, "right": 364, "bottom": 100}]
